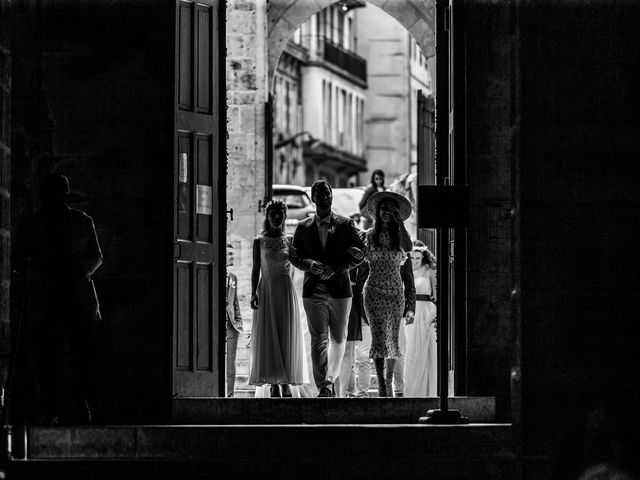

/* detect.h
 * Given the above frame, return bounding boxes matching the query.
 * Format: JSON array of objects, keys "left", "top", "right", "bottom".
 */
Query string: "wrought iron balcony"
[{"left": 322, "top": 38, "right": 367, "bottom": 84}]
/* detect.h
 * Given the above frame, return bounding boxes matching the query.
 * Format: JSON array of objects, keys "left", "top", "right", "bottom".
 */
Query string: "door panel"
[
  {"left": 173, "top": 0, "right": 222, "bottom": 399},
  {"left": 178, "top": 2, "right": 193, "bottom": 110},
  {"left": 196, "top": 264, "right": 213, "bottom": 370},
  {"left": 177, "top": 132, "right": 192, "bottom": 238},
  {"left": 417, "top": 90, "right": 436, "bottom": 251},
  {"left": 196, "top": 134, "right": 213, "bottom": 242},
  {"left": 176, "top": 263, "right": 192, "bottom": 369},
  {"left": 196, "top": 4, "right": 212, "bottom": 113}
]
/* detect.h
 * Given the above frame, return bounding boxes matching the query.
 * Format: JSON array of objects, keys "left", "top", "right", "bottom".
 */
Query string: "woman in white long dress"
[
  {"left": 404, "top": 245, "right": 438, "bottom": 397},
  {"left": 249, "top": 200, "right": 307, "bottom": 397},
  {"left": 254, "top": 267, "right": 316, "bottom": 398}
]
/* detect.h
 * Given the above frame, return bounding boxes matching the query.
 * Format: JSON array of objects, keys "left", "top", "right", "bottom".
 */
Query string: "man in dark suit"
[
  {"left": 291, "top": 180, "right": 364, "bottom": 397},
  {"left": 225, "top": 243, "right": 243, "bottom": 398}
]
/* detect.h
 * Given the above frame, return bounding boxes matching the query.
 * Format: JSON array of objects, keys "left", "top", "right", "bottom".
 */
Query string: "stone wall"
[
  {"left": 0, "top": 0, "right": 10, "bottom": 392},
  {"left": 357, "top": 5, "right": 414, "bottom": 181},
  {"left": 517, "top": 1, "right": 640, "bottom": 476},
  {"left": 465, "top": 0, "right": 520, "bottom": 421},
  {"left": 226, "top": 0, "right": 266, "bottom": 320}
]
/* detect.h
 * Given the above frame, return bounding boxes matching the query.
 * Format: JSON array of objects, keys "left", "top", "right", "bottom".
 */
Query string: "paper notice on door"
[
  {"left": 179, "top": 153, "right": 188, "bottom": 183},
  {"left": 196, "top": 185, "right": 212, "bottom": 215}
]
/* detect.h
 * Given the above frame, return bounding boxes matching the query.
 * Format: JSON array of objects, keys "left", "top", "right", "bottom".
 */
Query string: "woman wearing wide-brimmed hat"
[{"left": 361, "top": 191, "right": 415, "bottom": 397}]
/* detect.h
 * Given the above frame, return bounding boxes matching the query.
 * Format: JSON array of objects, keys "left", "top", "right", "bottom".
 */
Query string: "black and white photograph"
[{"left": 1, "top": 0, "right": 639, "bottom": 479}]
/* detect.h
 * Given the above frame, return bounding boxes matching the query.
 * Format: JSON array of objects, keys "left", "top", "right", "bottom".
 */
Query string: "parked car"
[
  {"left": 272, "top": 184, "right": 365, "bottom": 233},
  {"left": 304, "top": 186, "right": 366, "bottom": 229},
  {"left": 272, "top": 184, "right": 315, "bottom": 233},
  {"left": 332, "top": 187, "right": 365, "bottom": 219}
]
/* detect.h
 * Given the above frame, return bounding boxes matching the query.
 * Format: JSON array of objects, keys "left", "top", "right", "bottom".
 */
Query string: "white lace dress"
[{"left": 249, "top": 234, "right": 306, "bottom": 386}]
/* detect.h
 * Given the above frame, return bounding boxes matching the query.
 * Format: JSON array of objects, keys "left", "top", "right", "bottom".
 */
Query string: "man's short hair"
[{"left": 310, "top": 179, "right": 332, "bottom": 200}]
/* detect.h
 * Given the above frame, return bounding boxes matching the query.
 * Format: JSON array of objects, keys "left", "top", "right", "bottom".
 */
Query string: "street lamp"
[{"left": 336, "top": 0, "right": 366, "bottom": 12}]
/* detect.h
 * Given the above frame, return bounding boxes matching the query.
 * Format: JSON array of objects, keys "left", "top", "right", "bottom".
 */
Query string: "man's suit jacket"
[
  {"left": 291, "top": 212, "right": 365, "bottom": 298},
  {"left": 226, "top": 272, "right": 243, "bottom": 332}
]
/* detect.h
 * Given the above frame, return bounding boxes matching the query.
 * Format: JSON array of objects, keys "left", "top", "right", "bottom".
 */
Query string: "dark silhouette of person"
[{"left": 13, "top": 173, "right": 103, "bottom": 425}]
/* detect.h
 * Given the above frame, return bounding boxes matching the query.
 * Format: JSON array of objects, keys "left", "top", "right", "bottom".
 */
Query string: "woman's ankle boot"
[
  {"left": 270, "top": 384, "right": 281, "bottom": 397},
  {"left": 386, "top": 372, "right": 394, "bottom": 398},
  {"left": 281, "top": 384, "right": 292, "bottom": 397},
  {"left": 374, "top": 358, "right": 387, "bottom": 397}
]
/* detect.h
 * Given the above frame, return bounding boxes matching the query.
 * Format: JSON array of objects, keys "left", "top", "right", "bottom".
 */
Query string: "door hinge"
[{"left": 226, "top": 208, "right": 234, "bottom": 221}]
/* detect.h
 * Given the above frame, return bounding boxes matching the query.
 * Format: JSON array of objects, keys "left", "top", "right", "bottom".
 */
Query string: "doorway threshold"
[{"left": 172, "top": 396, "right": 496, "bottom": 424}]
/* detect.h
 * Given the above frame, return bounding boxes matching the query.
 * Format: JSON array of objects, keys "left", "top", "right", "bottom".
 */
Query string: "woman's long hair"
[
  {"left": 371, "top": 199, "right": 401, "bottom": 251},
  {"left": 369, "top": 169, "right": 385, "bottom": 188},
  {"left": 261, "top": 199, "right": 287, "bottom": 237},
  {"left": 413, "top": 244, "right": 436, "bottom": 268}
]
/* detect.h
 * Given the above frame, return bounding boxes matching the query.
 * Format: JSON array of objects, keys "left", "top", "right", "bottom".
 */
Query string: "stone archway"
[
  {"left": 223, "top": 0, "right": 438, "bottom": 398},
  {"left": 266, "top": 0, "right": 435, "bottom": 87}
]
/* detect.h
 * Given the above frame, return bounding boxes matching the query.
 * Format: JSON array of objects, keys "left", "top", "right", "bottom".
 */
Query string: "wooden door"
[
  {"left": 416, "top": 90, "right": 436, "bottom": 251},
  {"left": 433, "top": 0, "right": 461, "bottom": 398},
  {"left": 173, "top": 0, "right": 224, "bottom": 399},
  {"left": 446, "top": 0, "right": 457, "bottom": 396},
  {"left": 444, "top": 0, "right": 468, "bottom": 396},
  {"left": 450, "top": 0, "right": 468, "bottom": 396}
]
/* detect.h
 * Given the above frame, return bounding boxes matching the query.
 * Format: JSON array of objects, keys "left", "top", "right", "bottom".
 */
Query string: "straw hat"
[{"left": 366, "top": 191, "right": 412, "bottom": 221}]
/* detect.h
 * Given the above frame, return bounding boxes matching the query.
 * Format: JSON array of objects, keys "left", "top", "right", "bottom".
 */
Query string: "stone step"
[
  {"left": 10, "top": 423, "right": 516, "bottom": 480},
  {"left": 173, "top": 397, "right": 496, "bottom": 424},
  {"left": 7, "top": 424, "right": 519, "bottom": 480}
]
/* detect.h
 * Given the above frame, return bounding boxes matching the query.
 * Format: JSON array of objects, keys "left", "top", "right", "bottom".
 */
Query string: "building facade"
[
  {"left": 356, "top": 4, "right": 432, "bottom": 181},
  {"left": 273, "top": 1, "right": 368, "bottom": 187},
  {"left": 272, "top": 44, "right": 306, "bottom": 186}
]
